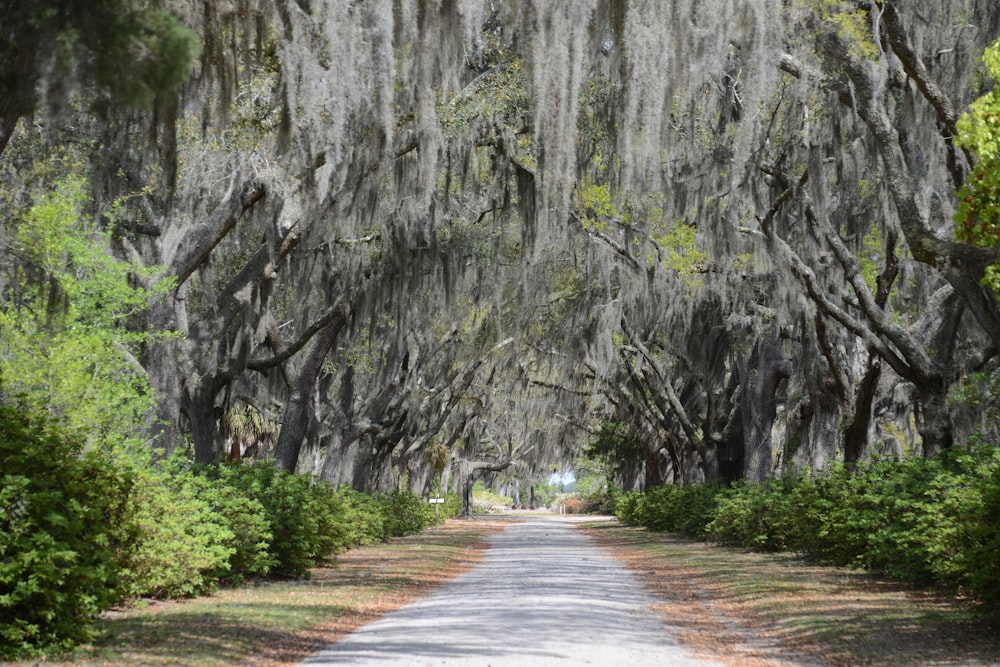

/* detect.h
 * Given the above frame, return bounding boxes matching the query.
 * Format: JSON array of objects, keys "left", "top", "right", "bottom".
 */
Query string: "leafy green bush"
[
  {"left": 336, "top": 486, "right": 388, "bottom": 546},
  {"left": 0, "top": 407, "right": 129, "bottom": 659},
  {"left": 439, "top": 491, "right": 463, "bottom": 519},
  {"left": 613, "top": 491, "right": 645, "bottom": 525},
  {"left": 709, "top": 475, "right": 808, "bottom": 551},
  {"left": 617, "top": 484, "right": 721, "bottom": 537},
  {"left": 380, "top": 490, "right": 436, "bottom": 537},
  {"left": 634, "top": 484, "right": 682, "bottom": 531},
  {"left": 192, "top": 465, "right": 275, "bottom": 584},
  {"left": 222, "top": 465, "right": 345, "bottom": 578},
  {"left": 704, "top": 452, "right": 1000, "bottom": 616},
  {"left": 673, "top": 484, "right": 723, "bottom": 538},
  {"left": 117, "top": 459, "right": 235, "bottom": 598},
  {"left": 963, "top": 446, "right": 1000, "bottom": 614}
]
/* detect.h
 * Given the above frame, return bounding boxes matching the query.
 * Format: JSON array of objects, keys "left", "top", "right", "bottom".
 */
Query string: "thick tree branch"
[
  {"left": 817, "top": 28, "right": 997, "bottom": 278},
  {"left": 171, "top": 177, "right": 266, "bottom": 289},
  {"left": 569, "top": 212, "right": 642, "bottom": 270},
  {"left": 808, "top": 205, "right": 939, "bottom": 381},
  {"left": 246, "top": 305, "right": 347, "bottom": 374},
  {"left": 877, "top": 1, "right": 973, "bottom": 183},
  {"left": 759, "top": 177, "right": 916, "bottom": 380},
  {"left": 528, "top": 378, "right": 592, "bottom": 397},
  {"left": 216, "top": 224, "right": 301, "bottom": 333}
]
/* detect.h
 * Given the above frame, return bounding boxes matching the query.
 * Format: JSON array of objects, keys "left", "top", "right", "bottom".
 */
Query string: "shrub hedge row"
[
  {"left": 616, "top": 446, "right": 1000, "bottom": 617},
  {"left": 0, "top": 406, "right": 461, "bottom": 659}
]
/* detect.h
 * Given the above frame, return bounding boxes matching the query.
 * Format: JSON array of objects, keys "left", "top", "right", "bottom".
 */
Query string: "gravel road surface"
[{"left": 300, "top": 515, "right": 723, "bottom": 666}]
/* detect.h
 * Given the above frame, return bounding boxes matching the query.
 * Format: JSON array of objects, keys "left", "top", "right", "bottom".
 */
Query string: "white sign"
[{"left": 429, "top": 498, "right": 445, "bottom": 504}]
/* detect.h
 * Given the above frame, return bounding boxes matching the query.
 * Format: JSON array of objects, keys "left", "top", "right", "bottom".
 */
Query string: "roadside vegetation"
[
  {"left": 613, "top": 448, "right": 1000, "bottom": 620},
  {"left": 0, "top": 405, "right": 462, "bottom": 660},
  {"left": 583, "top": 521, "right": 1000, "bottom": 667},
  {"left": 2, "top": 518, "right": 502, "bottom": 667}
]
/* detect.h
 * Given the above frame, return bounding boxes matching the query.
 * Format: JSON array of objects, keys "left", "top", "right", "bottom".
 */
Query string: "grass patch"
[
  {"left": 580, "top": 522, "right": 1000, "bottom": 667},
  {"left": 13, "top": 518, "right": 507, "bottom": 667}
]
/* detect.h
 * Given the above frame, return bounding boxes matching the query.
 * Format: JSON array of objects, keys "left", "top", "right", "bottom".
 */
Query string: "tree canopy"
[{"left": 3, "top": 0, "right": 1000, "bottom": 496}]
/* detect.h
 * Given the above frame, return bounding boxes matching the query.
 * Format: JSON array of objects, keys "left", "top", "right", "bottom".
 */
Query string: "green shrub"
[
  {"left": 614, "top": 450, "right": 1000, "bottom": 617},
  {"left": 964, "top": 446, "right": 1000, "bottom": 614},
  {"left": 0, "top": 407, "right": 129, "bottom": 659},
  {"left": 439, "top": 491, "right": 463, "bottom": 520},
  {"left": 674, "top": 484, "right": 722, "bottom": 538},
  {"left": 193, "top": 465, "right": 275, "bottom": 584},
  {"left": 614, "top": 491, "right": 645, "bottom": 525},
  {"left": 223, "top": 465, "right": 344, "bottom": 578},
  {"left": 117, "top": 459, "right": 234, "bottom": 598},
  {"left": 380, "top": 490, "right": 435, "bottom": 537},
  {"left": 336, "top": 486, "right": 388, "bottom": 546},
  {"left": 635, "top": 484, "right": 682, "bottom": 531},
  {"left": 621, "top": 484, "right": 722, "bottom": 537},
  {"left": 709, "top": 475, "right": 807, "bottom": 551}
]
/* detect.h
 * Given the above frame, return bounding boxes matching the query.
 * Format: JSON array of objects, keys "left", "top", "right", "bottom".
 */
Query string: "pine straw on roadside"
[{"left": 580, "top": 522, "right": 1000, "bottom": 667}]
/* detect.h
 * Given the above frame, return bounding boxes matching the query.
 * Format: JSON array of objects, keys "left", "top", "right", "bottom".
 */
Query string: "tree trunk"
[
  {"left": 460, "top": 460, "right": 474, "bottom": 517},
  {"left": 184, "top": 385, "right": 221, "bottom": 465},
  {"left": 643, "top": 443, "right": 666, "bottom": 488},
  {"left": 844, "top": 355, "right": 881, "bottom": 468},
  {"left": 741, "top": 339, "right": 791, "bottom": 483},
  {"left": 274, "top": 314, "right": 347, "bottom": 472},
  {"left": 916, "top": 380, "right": 954, "bottom": 459}
]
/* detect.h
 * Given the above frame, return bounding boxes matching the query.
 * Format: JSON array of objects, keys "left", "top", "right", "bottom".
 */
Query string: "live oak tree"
[{"left": 5, "top": 1, "right": 1000, "bottom": 497}]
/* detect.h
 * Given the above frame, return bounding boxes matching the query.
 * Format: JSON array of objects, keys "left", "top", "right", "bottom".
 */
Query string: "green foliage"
[
  {"left": 618, "top": 451, "right": 1000, "bottom": 616},
  {"left": 379, "top": 490, "right": 438, "bottom": 537},
  {"left": 197, "top": 476, "right": 275, "bottom": 585},
  {"left": 574, "top": 181, "right": 620, "bottom": 231},
  {"left": 0, "top": 406, "right": 130, "bottom": 659},
  {"left": 438, "top": 491, "right": 464, "bottom": 519},
  {"left": 586, "top": 421, "right": 643, "bottom": 482},
  {"left": 801, "top": 1, "right": 877, "bottom": 59},
  {"left": 0, "top": 174, "right": 171, "bottom": 450},
  {"left": 0, "top": 0, "right": 199, "bottom": 121},
  {"left": 955, "top": 39, "right": 1000, "bottom": 294},
  {"left": 651, "top": 221, "right": 708, "bottom": 288},
  {"left": 336, "top": 486, "right": 389, "bottom": 545},
  {"left": 117, "top": 458, "right": 236, "bottom": 599},
  {"left": 439, "top": 48, "right": 527, "bottom": 133},
  {"left": 218, "top": 465, "right": 343, "bottom": 578},
  {"left": 858, "top": 226, "right": 885, "bottom": 295},
  {"left": 615, "top": 484, "right": 722, "bottom": 538},
  {"left": 708, "top": 476, "right": 803, "bottom": 551}
]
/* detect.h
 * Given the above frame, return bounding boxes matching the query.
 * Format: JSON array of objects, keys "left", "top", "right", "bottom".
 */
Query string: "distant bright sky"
[{"left": 548, "top": 470, "right": 576, "bottom": 485}]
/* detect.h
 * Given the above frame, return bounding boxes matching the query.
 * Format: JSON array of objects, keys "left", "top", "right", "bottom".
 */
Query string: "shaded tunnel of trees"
[{"left": 4, "top": 1, "right": 1000, "bottom": 508}]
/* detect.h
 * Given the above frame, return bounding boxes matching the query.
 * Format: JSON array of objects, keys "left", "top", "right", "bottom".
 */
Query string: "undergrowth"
[
  {"left": 0, "top": 405, "right": 460, "bottom": 659},
  {"left": 615, "top": 447, "right": 1000, "bottom": 618}
]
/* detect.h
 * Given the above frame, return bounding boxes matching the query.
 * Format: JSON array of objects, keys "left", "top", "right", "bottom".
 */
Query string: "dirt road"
[{"left": 299, "top": 515, "right": 723, "bottom": 666}]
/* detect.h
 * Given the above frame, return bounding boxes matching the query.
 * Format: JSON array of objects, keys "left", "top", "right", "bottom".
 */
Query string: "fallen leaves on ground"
[{"left": 580, "top": 522, "right": 1000, "bottom": 667}]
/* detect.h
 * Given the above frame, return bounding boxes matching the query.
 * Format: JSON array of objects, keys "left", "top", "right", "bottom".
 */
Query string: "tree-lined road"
[{"left": 300, "top": 516, "right": 722, "bottom": 666}]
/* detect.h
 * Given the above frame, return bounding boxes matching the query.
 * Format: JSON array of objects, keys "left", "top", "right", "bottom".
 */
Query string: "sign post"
[{"left": 429, "top": 497, "right": 444, "bottom": 520}]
